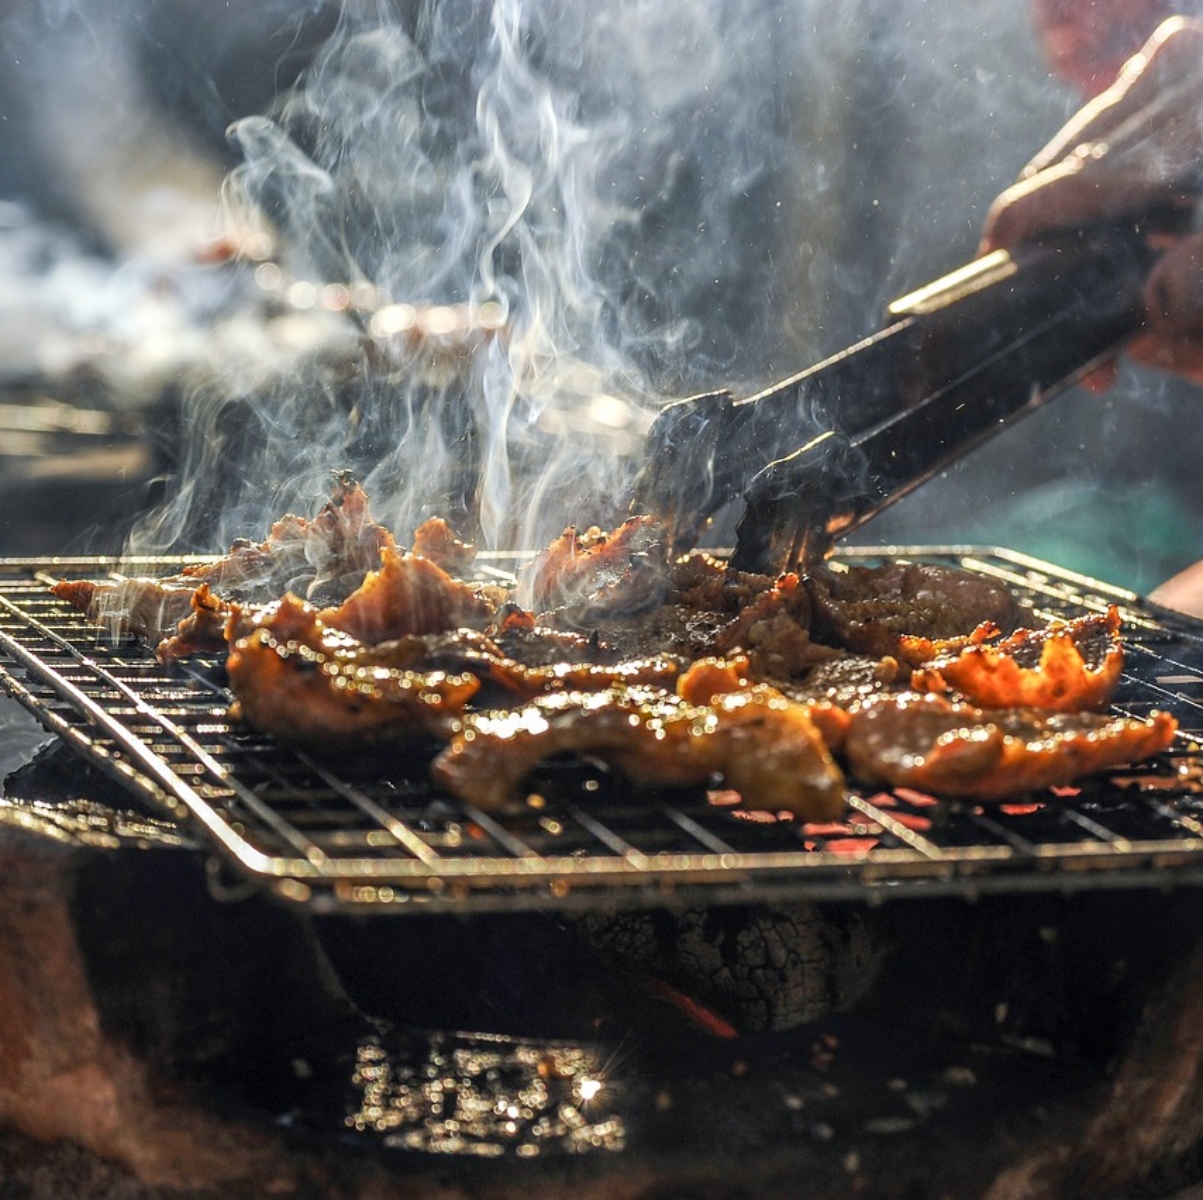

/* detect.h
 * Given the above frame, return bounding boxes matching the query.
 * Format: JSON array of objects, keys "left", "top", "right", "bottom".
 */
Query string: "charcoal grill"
[{"left": 1, "top": 546, "right": 1201, "bottom": 915}]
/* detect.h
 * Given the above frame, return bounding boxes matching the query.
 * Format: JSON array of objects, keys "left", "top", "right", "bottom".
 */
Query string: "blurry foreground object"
[
  {"left": 1030, "top": 0, "right": 1180, "bottom": 97},
  {"left": 984, "top": 16, "right": 1203, "bottom": 387},
  {"left": 1149, "top": 558, "right": 1203, "bottom": 617}
]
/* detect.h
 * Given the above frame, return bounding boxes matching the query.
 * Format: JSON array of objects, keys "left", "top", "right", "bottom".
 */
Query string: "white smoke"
[
  {"left": 133, "top": 0, "right": 830, "bottom": 552},
  {"left": 121, "top": 0, "right": 1132, "bottom": 566}
]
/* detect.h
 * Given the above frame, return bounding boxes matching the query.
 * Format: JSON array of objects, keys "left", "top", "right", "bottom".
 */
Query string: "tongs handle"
[{"left": 726, "top": 214, "right": 1181, "bottom": 573}]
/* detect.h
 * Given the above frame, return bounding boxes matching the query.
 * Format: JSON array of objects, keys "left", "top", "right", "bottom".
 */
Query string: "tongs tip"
[
  {"left": 629, "top": 388, "right": 736, "bottom": 552},
  {"left": 729, "top": 430, "right": 864, "bottom": 575}
]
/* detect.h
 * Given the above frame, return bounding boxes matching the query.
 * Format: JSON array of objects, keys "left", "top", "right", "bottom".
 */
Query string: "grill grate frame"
[{"left": 2, "top": 547, "right": 1203, "bottom": 914}]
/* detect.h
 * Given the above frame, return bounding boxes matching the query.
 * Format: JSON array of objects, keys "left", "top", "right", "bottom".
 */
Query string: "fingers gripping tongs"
[{"left": 631, "top": 214, "right": 1186, "bottom": 575}]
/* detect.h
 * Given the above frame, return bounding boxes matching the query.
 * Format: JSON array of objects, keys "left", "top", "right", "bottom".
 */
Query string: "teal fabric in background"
[{"left": 859, "top": 480, "right": 1193, "bottom": 596}]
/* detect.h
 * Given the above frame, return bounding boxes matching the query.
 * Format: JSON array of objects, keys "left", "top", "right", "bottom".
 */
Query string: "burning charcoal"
[{"left": 579, "top": 903, "right": 885, "bottom": 1034}]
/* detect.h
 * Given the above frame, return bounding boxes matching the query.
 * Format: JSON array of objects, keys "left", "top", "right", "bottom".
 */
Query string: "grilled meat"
[
  {"left": 543, "top": 602, "right": 738, "bottom": 662},
  {"left": 781, "top": 654, "right": 905, "bottom": 708},
  {"left": 411, "top": 517, "right": 476, "bottom": 574},
  {"left": 178, "top": 471, "right": 397, "bottom": 603},
  {"left": 157, "top": 584, "right": 233, "bottom": 662},
  {"left": 489, "top": 605, "right": 616, "bottom": 665},
  {"left": 228, "top": 593, "right": 685, "bottom": 732},
  {"left": 807, "top": 561, "right": 1033, "bottom": 657},
  {"left": 225, "top": 596, "right": 480, "bottom": 749},
  {"left": 708, "top": 571, "right": 838, "bottom": 681},
  {"left": 318, "top": 544, "right": 500, "bottom": 642},
  {"left": 56, "top": 479, "right": 490, "bottom": 660},
  {"left": 910, "top": 607, "right": 1125, "bottom": 711},
  {"left": 160, "top": 545, "right": 501, "bottom": 663},
  {"left": 542, "top": 557, "right": 835, "bottom": 681},
  {"left": 519, "top": 516, "right": 670, "bottom": 613},
  {"left": 51, "top": 496, "right": 1179, "bottom": 816},
  {"left": 432, "top": 666, "right": 847, "bottom": 819},
  {"left": 843, "top": 691, "right": 1176, "bottom": 798},
  {"left": 52, "top": 576, "right": 202, "bottom": 647},
  {"left": 53, "top": 474, "right": 399, "bottom": 643}
]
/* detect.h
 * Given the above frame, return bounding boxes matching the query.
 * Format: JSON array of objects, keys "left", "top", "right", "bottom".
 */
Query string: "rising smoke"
[
  {"left": 124, "top": 0, "right": 1177, "bottom": 575},
  {"left": 135, "top": 0, "right": 831, "bottom": 552}
]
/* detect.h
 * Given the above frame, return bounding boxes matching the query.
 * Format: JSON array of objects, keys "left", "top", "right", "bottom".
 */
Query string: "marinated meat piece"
[
  {"left": 226, "top": 596, "right": 479, "bottom": 749},
  {"left": 539, "top": 553, "right": 826, "bottom": 676},
  {"left": 52, "top": 576, "right": 200, "bottom": 647},
  {"left": 164, "top": 543, "right": 501, "bottom": 663},
  {"left": 494, "top": 655, "right": 682, "bottom": 698},
  {"left": 432, "top": 681, "right": 846, "bottom": 819},
  {"left": 411, "top": 517, "right": 475, "bottom": 574},
  {"left": 807, "top": 562, "right": 1031, "bottom": 656},
  {"left": 362, "top": 629, "right": 681, "bottom": 701},
  {"left": 894, "top": 621, "right": 1002, "bottom": 669},
  {"left": 490, "top": 607, "right": 615, "bottom": 666},
  {"left": 520, "top": 516, "right": 669, "bottom": 613},
  {"left": 668, "top": 553, "right": 778, "bottom": 614},
  {"left": 676, "top": 656, "right": 852, "bottom": 750},
  {"left": 318, "top": 545, "right": 498, "bottom": 642},
  {"left": 228, "top": 599, "right": 682, "bottom": 720},
  {"left": 546, "top": 603, "right": 738, "bottom": 663},
  {"left": 782, "top": 654, "right": 904, "bottom": 709},
  {"left": 911, "top": 607, "right": 1125, "bottom": 711},
  {"left": 156, "top": 584, "right": 236, "bottom": 662},
  {"left": 52, "top": 474, "right": 399, "bottom": 644},
  {"left": 674, "top": 655, "right": 753, "bottom": 703},
  {"left": 843, "top": 692, "right": 1177, "bottom": 798},
  {"left": 180, "top": 471, "right": 397, "bottom": 602},
  {"left": 711, "top": 572, "right": 835, "bottom": 681}
]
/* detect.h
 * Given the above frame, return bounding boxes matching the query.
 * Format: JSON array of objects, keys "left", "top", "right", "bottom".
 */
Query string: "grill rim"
[{"left": 1, "top": 545, "right": 1202, "bottom": 915}]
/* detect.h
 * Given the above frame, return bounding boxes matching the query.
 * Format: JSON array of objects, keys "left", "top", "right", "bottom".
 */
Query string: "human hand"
[
  {"left": 1149, "top": 557, "right": 1203, "bottom": 616},
  {"left": 981, "top": 17, "right": 1203, "bottom": 388}
]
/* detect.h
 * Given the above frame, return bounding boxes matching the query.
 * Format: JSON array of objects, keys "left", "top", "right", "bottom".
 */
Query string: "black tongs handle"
[{"left": 728, "top": 218, "right": 1170, "bottom": 573}]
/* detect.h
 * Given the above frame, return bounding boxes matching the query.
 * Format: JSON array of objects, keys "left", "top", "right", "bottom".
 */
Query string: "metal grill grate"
[{"left": 1, "top": 547, "right": 1203, "bottom": 914}]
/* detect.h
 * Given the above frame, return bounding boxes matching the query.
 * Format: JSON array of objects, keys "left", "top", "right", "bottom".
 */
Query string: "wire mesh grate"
[{"left": 1, "top": 547, "right": 1202, "bottom": 914}]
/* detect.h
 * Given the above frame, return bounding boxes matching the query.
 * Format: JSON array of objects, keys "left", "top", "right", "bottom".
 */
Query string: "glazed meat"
[
  {"left": 544, "top": 602, "right": 737, "bottom": 662},
  {"left": 52, "top": 576, "right": 202, "bottom": 648},
  {"left": 229, "top": 592, "right": 684, "bottom": 722},
  {"left": 432, "top": 670, "right": 847, "bottom": 819},
  {"left": 519, "top": 516, "right": 670, "bottom": 613},
  {"left": 318, "top": 544, "right": 499, "bottom": 642},
  {"left": 911, "top": 607, "right": 1125, "bottom": 711},
  {"left": 50, "top": 494, "right": 1180, "bottom": 819},
  {"left": 709, "top": 572, "right": 841, "bottom": 682},
  {"left": 542, "top": 554, "right": 833, "bottom": 680},
  {"left": 178, "top": 471, "right": 397, "bottom": 602},
  {"left": 157, "top": 584, "right": 235, "bottom": 662},
  {"left": 782, "top": 654, "right": 905, "bottom": 708},
  {"left": 411, "top": 517, "right": 476, "bottom": 574},
  {"left": 226, "top": 596, "right": 479, "bottom": 749},
  {"left": 843, "top": 692, "right": 1177, "bottom": 798},
  {"left": 380, "top": 630, "right": 682, "bottom": 702}
]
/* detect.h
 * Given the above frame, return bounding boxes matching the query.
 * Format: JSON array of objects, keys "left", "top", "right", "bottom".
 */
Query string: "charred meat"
[
  {"left": 910, "top": 607, "right": 1125, "bottom": 712},
  {"left": 807, "top": 561, "right": 1033, "bottom": 658},
  {"left": 843, "top": 691, "right": 1177, "bottom": 798}
]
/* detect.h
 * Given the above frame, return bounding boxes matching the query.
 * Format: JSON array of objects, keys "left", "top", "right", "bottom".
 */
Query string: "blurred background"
[{"left": 0, "top": 0, "right": 1198, "bottom": 591}]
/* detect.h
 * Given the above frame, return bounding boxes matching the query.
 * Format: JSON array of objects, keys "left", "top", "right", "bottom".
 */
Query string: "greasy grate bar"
[{"left": 1, "top": 548, "right": 1203, "bottom": 915}]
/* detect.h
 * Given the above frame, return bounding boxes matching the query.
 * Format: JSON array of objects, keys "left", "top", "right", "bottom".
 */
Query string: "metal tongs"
[{"left": 631, "top": 210, "right": 1191, "bottom": 575}]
